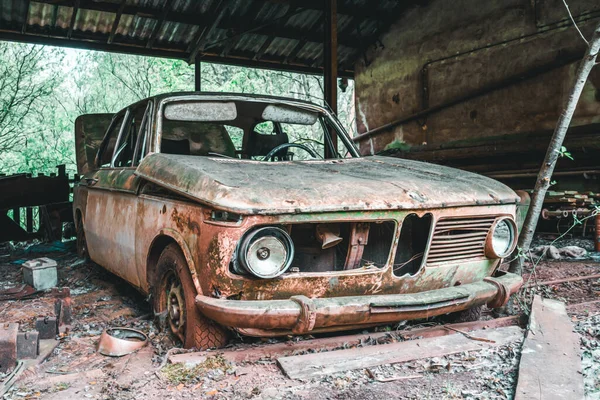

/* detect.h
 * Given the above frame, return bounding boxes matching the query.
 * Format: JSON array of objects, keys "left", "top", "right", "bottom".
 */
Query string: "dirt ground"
[{"left": 0, "top": 238, "right": 599, "bottom": 400}]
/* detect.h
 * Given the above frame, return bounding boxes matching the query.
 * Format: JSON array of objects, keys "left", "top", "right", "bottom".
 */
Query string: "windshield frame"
[{"left": 152, "top": 94, "right": 361, "bottom": 160}]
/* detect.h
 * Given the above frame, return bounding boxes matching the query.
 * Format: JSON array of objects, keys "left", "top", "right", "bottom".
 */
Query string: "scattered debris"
[
  {"left": 365, "top": 369, "right": 422, "bottom": 383},
  {"left": 531, "top": 245, "right": 587, "bottom": 260}
]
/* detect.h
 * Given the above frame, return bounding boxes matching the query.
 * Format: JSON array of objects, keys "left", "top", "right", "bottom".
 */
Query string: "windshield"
[{"left": 159, "top": 99, "right": 356, "bottom": 161}]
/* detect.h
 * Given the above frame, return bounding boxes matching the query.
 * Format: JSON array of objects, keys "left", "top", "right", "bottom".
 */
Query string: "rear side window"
[
  {"left": 98, "top": 114, "right": 124, "bottom": 168},
  {"left": 114, "top": 102, "right": 149, "bottom": 167}
]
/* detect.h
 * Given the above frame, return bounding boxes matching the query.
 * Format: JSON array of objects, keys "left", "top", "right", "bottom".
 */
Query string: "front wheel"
[
  {"left": 445, "top": 305, "right": 483, "bottom": 323},
  {"left": 153, "top": 243, "right": 228, "bottom": 349}
]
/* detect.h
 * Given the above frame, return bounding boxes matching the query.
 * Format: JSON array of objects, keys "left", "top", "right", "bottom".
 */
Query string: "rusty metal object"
[
  {"left": 53, "top": 288, "right": 72, "bottom": 331},
  {"left": 344, "top": 222, "right": 370, "bottom": 269},
  {"left": 0, "top": 323, "right": 18, "bottom": 373},
  {"left": 35, "top": 317, "right": 57, "bottom": 340},
  {"left": 97, "top": 328, "right": 148, "bottom": 357},
  {"left": 195, "top": 271, "right": 522, "bottom": 335},
  {"left": 16, "top": 332, "right": 39, "bottom": 360},
  {"left": 0, "top": 285, "right": 38, "bottom": 301}
]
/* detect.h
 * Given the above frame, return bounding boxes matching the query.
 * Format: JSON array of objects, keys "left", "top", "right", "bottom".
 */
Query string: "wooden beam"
[
  {"left": 324, "top": 0, "right": 338, "bottom": 157},
  {"left": 108, "top": 0, "right": 126, "bottom": 45},
  {"left": 67, "top": 0, "right": 80, "bottom": 39},
  {"left": 277, "top": 326, "right": 524, "bottom": 380},
  {"left": 194, "top": 58, "right": 201, "bottom": 91},
  {"left": 514, "top": 296, "right": 585, "bottom": 399},
  {"left": 21, "top": 0, "right": 30, "bottom": 34},
  {"left": 146, "top": 0, "right": 173, "bottom": 49}
]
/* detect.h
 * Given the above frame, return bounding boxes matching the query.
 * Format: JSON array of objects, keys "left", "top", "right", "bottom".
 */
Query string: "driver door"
[{"left": 85, "top": 101, "right": 150, "bottom": 288}]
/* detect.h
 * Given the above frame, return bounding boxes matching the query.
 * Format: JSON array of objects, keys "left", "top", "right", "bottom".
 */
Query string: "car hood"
[{"left": 135, "top": 154, "right": 519, "bottom": 215}]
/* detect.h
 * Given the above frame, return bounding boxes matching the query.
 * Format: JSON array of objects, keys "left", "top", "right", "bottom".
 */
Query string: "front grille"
[{"left": 425, "top": 216, "right": 496, "bottom": 265}]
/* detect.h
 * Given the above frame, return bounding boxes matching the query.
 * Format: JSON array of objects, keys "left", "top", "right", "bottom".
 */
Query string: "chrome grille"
[{"left": 426, "top": 216, "right": 496, "bottom": 265}]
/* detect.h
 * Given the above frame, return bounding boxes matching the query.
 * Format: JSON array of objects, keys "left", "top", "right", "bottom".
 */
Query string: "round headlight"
[
  {"left": 236, "top": 227, "right": 294, "bottom": 278},
  {"left": 485, "top": 218, "right": 517, "bottom": 259}
]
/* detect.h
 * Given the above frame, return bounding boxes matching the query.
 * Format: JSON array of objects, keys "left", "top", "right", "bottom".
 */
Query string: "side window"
[
  {"left": 114, "top": 103, "right": 148, "bottom": 168},
  {"left": 132, "top": 102, "right": 153, "bottom": 166},
  {"left": 224, "top": 126, "right": 244, "bottom": 151},
  {"left": 98, "top": 114, "right": 125, "bottom": 168}
]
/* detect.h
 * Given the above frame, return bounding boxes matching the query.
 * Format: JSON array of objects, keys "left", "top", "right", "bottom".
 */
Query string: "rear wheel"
[
  {"left": 153, "top": 243, "right": 228, "bottom": 349},
  {"left": 76, "top": 215, "right": 89, "bottom": 260}
]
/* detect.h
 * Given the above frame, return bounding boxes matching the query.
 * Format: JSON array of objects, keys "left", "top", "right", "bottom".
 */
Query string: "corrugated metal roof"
[{"left": 0, "top": 0, "right": 421, "bottom": 76}]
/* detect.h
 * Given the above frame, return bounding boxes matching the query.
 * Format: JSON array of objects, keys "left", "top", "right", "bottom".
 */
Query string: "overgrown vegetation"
[{"left": 0, "top": 42, "right": 356, "bottom": 176}]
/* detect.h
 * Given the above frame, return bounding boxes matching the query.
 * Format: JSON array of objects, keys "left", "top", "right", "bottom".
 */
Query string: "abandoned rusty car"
[{"left": 73, "top": 93, "right": 526, "bottom": 348}]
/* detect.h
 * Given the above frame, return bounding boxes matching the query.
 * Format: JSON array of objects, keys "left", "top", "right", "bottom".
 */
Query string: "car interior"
[{"left": 159, "top": 99, "right": 345, "bottom": 161}]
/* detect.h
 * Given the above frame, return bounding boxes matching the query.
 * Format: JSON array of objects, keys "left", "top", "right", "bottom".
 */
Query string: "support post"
[
  {"left": 509, "top": 22, "right": 600, "bottom": 275},
  {"left": 194, "top": 58, "right": 201, "bottom": 91},
  {"left": 324, "top": 0, "right": 338, "bottom": 157}
]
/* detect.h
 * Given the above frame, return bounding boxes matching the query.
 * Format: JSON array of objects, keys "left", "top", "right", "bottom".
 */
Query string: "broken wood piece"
[
  {"left": 514, "top": 296, "right": 584, "bottom": 400},
  {"left": 365, "top": 369, "right": 422, "bottom": 383},
  {"left": 169, "top": 316, "right": 521, "bottom": 366},
  {"left": 277, "top": 326, "right": 523, "bottom": 380},
  {"left": 442, "top": 326, "right": 496, "bottom": 343}
]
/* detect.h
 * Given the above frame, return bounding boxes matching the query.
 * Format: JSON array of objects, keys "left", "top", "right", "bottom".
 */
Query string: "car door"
[{"left": 85, "top": 101, "right": 151, "bottom": 288}]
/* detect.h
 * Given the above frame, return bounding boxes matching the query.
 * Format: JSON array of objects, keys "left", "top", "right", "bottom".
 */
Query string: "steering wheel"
[{"left": 262, "top": 143, "right": 320, "bottom": 161}]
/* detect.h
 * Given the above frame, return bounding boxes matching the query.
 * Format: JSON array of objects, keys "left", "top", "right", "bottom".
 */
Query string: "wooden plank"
[
  {"left": 277, "top": 325, "right": 523, "bottom": 380},
  {"left": 514, "top": 296, "right": 584, "bottom": 400},
  {"left": 169, "top": 316, "right": 521, "bottom": 366}
]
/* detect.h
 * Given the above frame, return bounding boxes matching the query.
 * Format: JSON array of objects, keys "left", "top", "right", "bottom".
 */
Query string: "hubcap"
[{"left": 165, "top": 273, "right": 185, "bottom": 343}]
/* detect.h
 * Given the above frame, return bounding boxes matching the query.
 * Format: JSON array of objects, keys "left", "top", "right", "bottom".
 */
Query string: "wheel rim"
[
  {"left": 165, "top": 272, "right": 186, "bottom": 343},
  {"left": 76, "top": 220, "right": 87, "bottom": 257}
]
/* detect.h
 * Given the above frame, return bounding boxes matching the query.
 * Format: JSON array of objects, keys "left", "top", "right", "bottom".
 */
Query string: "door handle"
[{"left": 85, "top": 178, "right": 99, "bottom": 186}]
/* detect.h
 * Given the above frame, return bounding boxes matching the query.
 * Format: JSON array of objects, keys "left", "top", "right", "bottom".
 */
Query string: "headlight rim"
[
  {"left": 485, "top": 217, "right": 517, "bottom": 259},
  {"left": 236, "top": 226, "right": 294, "bottom": 279}
]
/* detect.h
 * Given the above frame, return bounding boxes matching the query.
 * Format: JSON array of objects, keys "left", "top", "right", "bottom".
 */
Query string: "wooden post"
[
  {"left": 510, "top": 22, "right": 600, "bottom": 275},
  {"left": 13, "top": 208, "right": 20, "bottom": 227},
  {"left": 194, "top": 58, "right": 201, "bottom": 91},
  {"left": 26, "top": 207, "right": 33, "bottom": 233},
  {"left": 324, "top": 0, "right": 338, "bottom": 157}
]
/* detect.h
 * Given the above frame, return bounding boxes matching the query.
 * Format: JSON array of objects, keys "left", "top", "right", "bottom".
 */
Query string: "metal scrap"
[{"left": 97, "top": 328, "right": 148, "bottom": 357}]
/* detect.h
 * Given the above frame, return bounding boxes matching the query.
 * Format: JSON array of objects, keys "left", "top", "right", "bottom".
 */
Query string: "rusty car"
[{"left": 73, "top": 92, "right": 526, "bottom": 349}]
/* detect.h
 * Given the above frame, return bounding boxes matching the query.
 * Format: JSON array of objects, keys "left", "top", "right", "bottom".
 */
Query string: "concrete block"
[
  {"left": 35, "top": 317, "right": 58, "bottom": 340},
  {"left": 0, "top": 323, "right": 18, "bottom": 373},
  {"left": 22, "top": 257, "right": 58, "bottom": 290},
  {"left": 17, "top": 331, "right": 39, "bottom": 359}
]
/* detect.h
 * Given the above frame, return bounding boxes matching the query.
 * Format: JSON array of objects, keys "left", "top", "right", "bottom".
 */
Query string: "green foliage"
[
  {"left": 384, "top": 139, "right": 411, "bottom": 152},
  {"left": 0, "top": 42, "right": 356, "bottom": 176},
  {"left": 559, "top": 145, "right": 573, "bottom": 160}
]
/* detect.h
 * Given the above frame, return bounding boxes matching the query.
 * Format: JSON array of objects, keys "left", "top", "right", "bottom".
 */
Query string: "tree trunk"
[{"left": 509, "top": 22, "right": 600, "bottom": 275}]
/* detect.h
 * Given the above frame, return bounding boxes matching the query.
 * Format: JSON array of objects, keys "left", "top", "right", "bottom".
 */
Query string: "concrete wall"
[{"left": 353, "top": 0, "right": 600, "bottom": 165}]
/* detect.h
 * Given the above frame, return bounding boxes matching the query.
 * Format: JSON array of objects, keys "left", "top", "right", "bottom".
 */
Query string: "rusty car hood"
[{"left": 135, "top": 154, "right": 519, "bottom": 215}]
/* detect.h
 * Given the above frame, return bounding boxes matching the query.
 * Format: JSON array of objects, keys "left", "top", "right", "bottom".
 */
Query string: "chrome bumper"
[{"left": 195, "top": 271, "right": 523, "bottom": 335}]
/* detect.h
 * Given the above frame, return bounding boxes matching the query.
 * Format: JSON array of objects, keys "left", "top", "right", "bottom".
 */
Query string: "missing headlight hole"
[{"left": 393, "top": 213, "right": 432, "bottom": 277}]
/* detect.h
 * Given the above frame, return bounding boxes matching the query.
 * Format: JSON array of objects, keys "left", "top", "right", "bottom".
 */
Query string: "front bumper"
[{"left": 195, "top": 271, "right": 523, "bottom": 336}]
